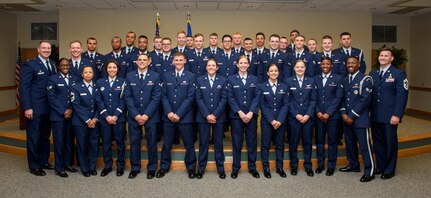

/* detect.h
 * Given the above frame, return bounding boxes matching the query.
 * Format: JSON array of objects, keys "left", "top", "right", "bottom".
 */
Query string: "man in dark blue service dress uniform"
[
  {"left": 124, "top": 54, "right": 162, "bottom": 179},
  {"left": 157, "top": 52, "right": 197, "bottom": 179},
  {"left": 20, "top": 41, "right": 56, "bottom": 176},
  {"left": 339, "top": 56, "right": 375, "bottom": 182},
  {"left": 370, "top": 48, "right": 408, "bottom": 180}
]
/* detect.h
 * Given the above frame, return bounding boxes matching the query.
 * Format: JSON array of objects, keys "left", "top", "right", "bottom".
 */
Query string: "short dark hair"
[
  {"left": 340, "top": 32, "right": 351, "bottom": 38},
  {"left": 104, "top": 60, "right": 120, "bottom": 73},
  {"left": 255, "top": 32, "right": 265, "bottom": 39}
]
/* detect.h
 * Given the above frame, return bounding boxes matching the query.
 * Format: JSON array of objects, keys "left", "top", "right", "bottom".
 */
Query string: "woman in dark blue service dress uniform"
[
  {"left": 227, "top": 55, "right": 260, "bottom": 179},
  {"left": 71, "top": 65, "right": 100, "bottom": 177},
  {"left": 285, "top": 59, "right": 317, "bottom": 177},
  {"left": 195, "top": 58, "right": 228, "bottom": 179},
  {"left": 47, "top": 58, "right": 77, "bottom": 177},
  {"left": 95, "top": 60, "right": 127, "bottom": 177},
  {"left": 259, "top": 64, "right": 289, "bottom": 179},
  {"left": 314, "top": 57, "right": 343, "bottom": 176}
]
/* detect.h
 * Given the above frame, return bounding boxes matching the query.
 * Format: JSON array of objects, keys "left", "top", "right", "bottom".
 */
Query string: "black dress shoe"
[
  {"left": 249, "top": 169, "right": 260, "bottom": 178},
  {"left": 305, "top": 168, "right": 314, "bottom": 177},
  {"left": 196, "top": 170, "right": 204, "bottom": 179},
  {"left": 263, "top": 169, "right": 271, "bottom": 179},
  {"left": 231, "top": 170, "right": 239, "bottom": 179},
  {"left": 116, "top": 168, "right": 124, "bottom": 177},
  {"left": 90, "top": 170, "right": 97, "bottom": 176},
  {"left": 100, "top": 168, "right": 112, "bottom": 177},
  {"left": 42, "top": 163, "right": 54, "bottom": 170},
  {"left": 339, "top": 166, "right": 361, "bottom": 172},
  {"left": 374, "top": 169, "right": 384, "bottom": 175},
  {"left": 290, "top": 166, "right": 298, "bottom": 176},
  {"left": 30, "top": 169, "right": 46, "bottom": 176},
  {"left": 218, "top": 171, "right": 226, "bottom": 179},
  {"left": 128, "top": 170, "right": 140, "bottom": 179},
  {"left": 156, "top": 169, "right": 168, "bottom": 178},
  {"left": 56, "top": 171, "right": 69, "bottom": 178},
  {"left": 65, "top": 166, "right": 78, "bottom": 172},
  {"left": 326, "top": 169, "right": 335, "bottom": 176},
  {"left": 338, "top": 139, "right": 344, "bottom": 145},
  {"left": 360, "top": 175, "right": 375, "bottom": 182},
  {"left": 380, "top": 173, "right": 394, "bottom": 179},
  {"left": 276, "top": 168, "right": 287, "bottom": 178},
  {"left": 188, "top": 170, "right": 196, "bottom": 179},
  {"left": 315, "top": 166, "right": 324, "bottom": 174},
  {"left": 147, "top": 171, "right": 155, "bottom": 179},
  {"left": 82, "top": 172, "right": 91, "bottom": 177},
  {"left": 209, "top": 138, "right": 214, "bottom": 145},
  {"left": 173, "top": 139, "right": 180, "bottom": 145}
]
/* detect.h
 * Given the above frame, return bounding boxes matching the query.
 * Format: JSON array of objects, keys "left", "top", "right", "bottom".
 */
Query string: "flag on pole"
[
  {"left": 155, "top": 12, "right": 161, "bottom": 36},
  {"left": 186, "top": 12, "right": 192, "bottom": 36},
  {"left": 15, "top": 42, "right": 22, "bottom": 106}
]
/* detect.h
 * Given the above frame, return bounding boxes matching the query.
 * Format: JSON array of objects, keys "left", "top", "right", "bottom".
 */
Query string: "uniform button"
[
  {"left": 140, "top": 98, "right": 143, "bottom": 100},
  {"left": 243, "top": 96, "right": 246, "bottom": 98},
  {"left": 91, "top": 110, "right": 94, "bottom": 112},
  {"left": 274, "top": 103, "right": 276, "bottom": 105},
  {"left": 378, "top": 93, "right": 380, "bottom": 95},
  {"left": 300, "top": 93, "right": 302, "bottom": 95},
  {"left": 210, "top": 99, "right": 213, "bottom": 101},
  {"left": 109, "top": 105, "right": 111, "bottom": 107},
  {"left": 348, "top": 92, "right": 350, "bottom": 94},
  {"left": 322, "top": 101, "right": 325, "bottom": 104},
  {"left": 322, "top": 96, "right": 325, "bottom": 98},
  {"left": 227, "top": 68, "right": 229, "bottom": 70},
  {"left": 274, "top": 109, "right": 277, "bottom": 111},
  {"left": 109, "top": 93, "right": 112, "bottom": 96},
  {"left": 243, "top": 101, "right": 246, "bottom": 104},
  {"left": 174, "top": 95, "right": 176, "bottom": 97},
  {"left": 174, "top": 101, "right": 176, "bottom": 104},
  {"left": 140, "top": 104, "right": 143, "bottom": 107},
  {"left": 210, "top": 105, "right": 213, "bottom": 107},
  {"left": 347, "top": 98, "right": 350, "bottom": 100},
  {"left": 210, "top": 93, "right": 213, "bottom": 95},
  {"left": 175, "top": 89, "right": 177, "bottom": 91},
  {"left": 273, "top": 97, "right": 276, "bottom": 100},
  {"left": 141, "top": 91, "right": 143, "bottom": 93},
  {"left": 243, "top": 91, "right": 246, "bottom": 93},
  {"left": 109, "top": 99, "right": 112, "bottom": 101},
  {"left": 347, "top": 104, "right": 350, "bottom": 107},
  {"left": 377, "top": 99, "right": 380, "bottom": 102},
  {"left": 300, "top": 104, "right": 302, "bottom": 106}
]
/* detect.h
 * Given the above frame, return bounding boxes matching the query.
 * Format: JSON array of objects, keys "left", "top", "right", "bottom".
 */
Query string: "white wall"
[
  {"left": 409, "top": 12, "right": 431, "bottom": 112},
  {"left": 0, "top": 11, "right": 17, "bottom": 111}
]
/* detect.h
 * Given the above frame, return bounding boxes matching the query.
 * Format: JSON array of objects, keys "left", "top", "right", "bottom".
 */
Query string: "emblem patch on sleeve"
[{"left": 403, "top": 78, "right": 409, "bottom": 90}]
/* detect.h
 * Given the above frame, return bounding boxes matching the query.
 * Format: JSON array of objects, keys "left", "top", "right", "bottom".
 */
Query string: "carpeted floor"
[{"left": 0, "top": 152, "right": 430, "bottom": 197}]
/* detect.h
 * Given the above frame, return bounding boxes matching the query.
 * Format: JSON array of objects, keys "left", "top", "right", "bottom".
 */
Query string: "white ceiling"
[{"left": 1, "top": 0, "right": 431, "bottom": 17}]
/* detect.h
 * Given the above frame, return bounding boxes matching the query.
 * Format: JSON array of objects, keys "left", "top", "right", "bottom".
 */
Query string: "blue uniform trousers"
[
  {"left": 197, "top": 123, "right": 225, "bottom": 173},
  {"left": 160, "top": 122, "right": 196, "bottom": 171},
  {"left": 315, "top": 119, "right": 339, "bottom": 169},
  {"left": 343, "top": 124, "right": 374, "bottom": 176},
  {"left": 26, "top": 114, "right": 51, "bottom": 170},
  {"left": 231, "top": 117, "right": 257, "bottom": 171},
  {"left": 101, "top": 122, "right": 126, "bottom": 169},
  {"left": 73, "top": 125, "right": 100, "bottom": 173},
  {"left": 371, "top": 122, "right": 398, "bottom": 174},
  {"left": 52, "top": 120, "right": 73, "bottom": 172},
  {"left": 261, "top": 122, "right": 286, "bottom": 170},
  {"left": 288, "top": 119, "right": 313, "bottom": 169},
  {"left": 128, "top": 123, "right": 158, "bottom": 172}
]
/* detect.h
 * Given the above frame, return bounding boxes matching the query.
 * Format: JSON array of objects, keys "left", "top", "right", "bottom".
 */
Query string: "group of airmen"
[{"left": 19, "top": 29, "right": 408, "bottom": 183}]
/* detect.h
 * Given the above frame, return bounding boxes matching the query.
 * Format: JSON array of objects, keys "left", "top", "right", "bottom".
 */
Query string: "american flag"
[
  {"left": 155, "top": 12, "right": 160, "bottom": 36},
  {"left": 15, "top": 42, "right": 22, "bottom": 106}
]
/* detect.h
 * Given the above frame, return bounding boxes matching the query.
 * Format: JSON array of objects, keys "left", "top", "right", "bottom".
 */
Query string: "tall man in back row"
[
  {"left": 20, "top": 41, "right": 56, "bottom": 176},
  {"left": 370, "top": 48, "right": 408, "bottom": 179}
]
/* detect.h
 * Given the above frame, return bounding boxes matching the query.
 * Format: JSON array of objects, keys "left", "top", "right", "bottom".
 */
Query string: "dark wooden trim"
[
  {"left": 410, "top": 86, "right": 431, "bottom": 92},
  {"left": 405, "top": 108, "right": 431, "bottom": 120},
  {"left": 0, "top": 108, "right": 18, "bottom": 117},
  {"left": 0, "top": 85, "right": 17, "bottom": 91}
]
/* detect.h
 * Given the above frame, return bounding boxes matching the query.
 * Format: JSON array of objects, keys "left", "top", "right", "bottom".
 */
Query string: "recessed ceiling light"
[
  {"left": 119, "top": 4, "right": 126, "bottom": 8},
  {"left": 55, "top": 4, "right": 62, "bottom": 8},
  {"left": 184, "top": 5, "right": 190, "bottom": 8},
  {"left": 247, "top": 5, "right": 254, "bottom": 8},
  {"left": 309, "top": 6, "right": 316, "bottom": 9}
]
